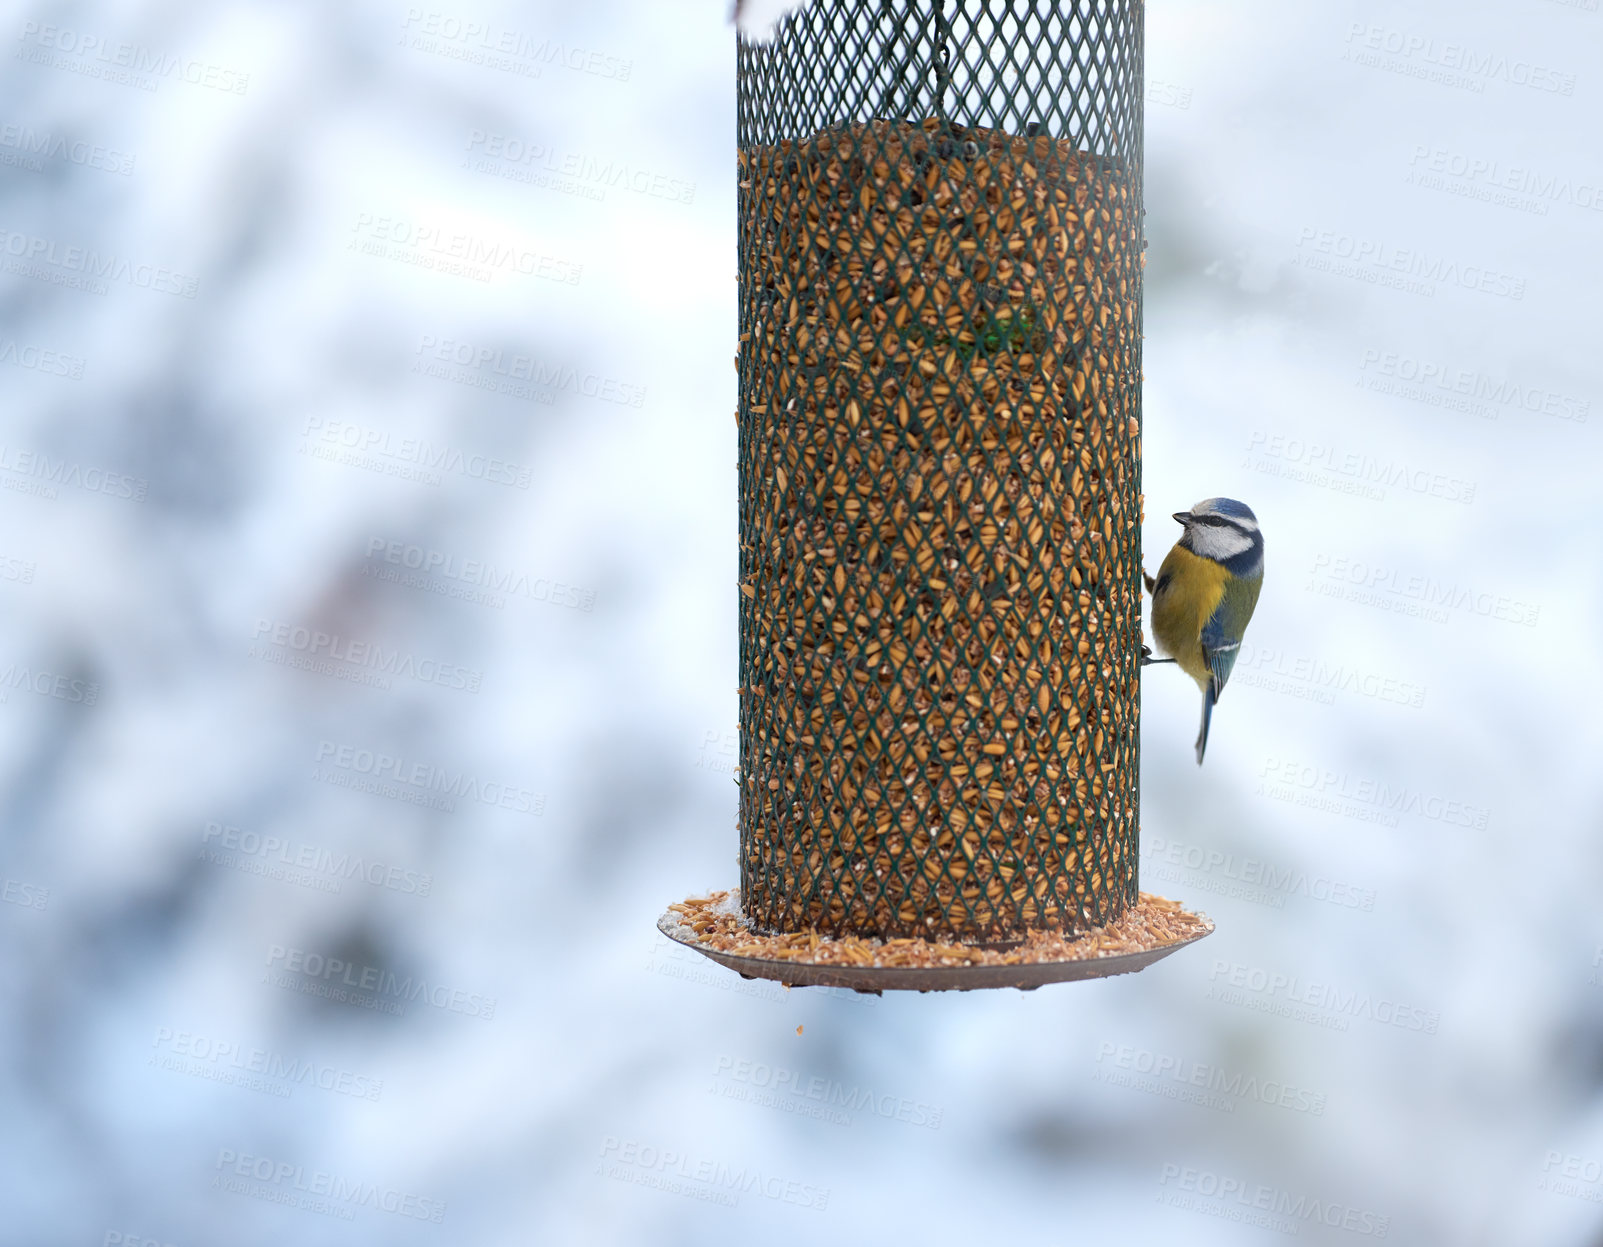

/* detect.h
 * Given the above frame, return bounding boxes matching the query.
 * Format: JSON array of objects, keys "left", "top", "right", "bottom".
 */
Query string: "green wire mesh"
[{"left": 736, "top": 0, "right": 1145, "bottom": 943}]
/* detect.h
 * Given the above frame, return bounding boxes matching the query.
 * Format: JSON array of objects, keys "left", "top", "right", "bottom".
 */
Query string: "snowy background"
[{"left": 1, "top": 0, "right": 1600, "bottom": 1243}]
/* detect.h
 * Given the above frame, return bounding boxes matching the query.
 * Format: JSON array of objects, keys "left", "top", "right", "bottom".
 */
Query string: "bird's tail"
[{"left": 1195, "top": 683, "right": 1216, "bottom": 766}]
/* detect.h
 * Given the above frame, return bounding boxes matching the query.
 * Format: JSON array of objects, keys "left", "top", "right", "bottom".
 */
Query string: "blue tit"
[{"left": 1143, "top": 498, "right": 1264, "bottom": 765}]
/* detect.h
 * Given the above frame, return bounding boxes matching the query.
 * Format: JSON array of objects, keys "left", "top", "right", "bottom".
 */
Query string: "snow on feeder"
[{"left": 660, "top": 0, "right": 1211, "bottom": 991}]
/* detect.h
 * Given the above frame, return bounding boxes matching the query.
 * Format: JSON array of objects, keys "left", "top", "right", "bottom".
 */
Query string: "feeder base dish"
[{"left": 657, "top": 889, "right": 1212, "bottom": 993}]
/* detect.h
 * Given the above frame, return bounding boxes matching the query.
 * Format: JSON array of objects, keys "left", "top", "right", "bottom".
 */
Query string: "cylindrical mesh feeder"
[{"left": 661, "top": 0, "right": 1211, "bottom": 990}]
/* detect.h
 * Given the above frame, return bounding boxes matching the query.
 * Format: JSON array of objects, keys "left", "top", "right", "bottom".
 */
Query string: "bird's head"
[{"left": 1174, "top": 497, "right": 1263, "bottom": 573}]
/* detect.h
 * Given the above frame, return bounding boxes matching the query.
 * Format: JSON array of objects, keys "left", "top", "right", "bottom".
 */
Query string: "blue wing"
[{"left": 1199, "top": 574, "right": 1262, "bottom": 704}]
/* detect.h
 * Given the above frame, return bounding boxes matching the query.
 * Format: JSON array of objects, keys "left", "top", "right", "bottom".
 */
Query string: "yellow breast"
[{"left": 1150, "top": 545, "right": 1228, "bottom": 689}]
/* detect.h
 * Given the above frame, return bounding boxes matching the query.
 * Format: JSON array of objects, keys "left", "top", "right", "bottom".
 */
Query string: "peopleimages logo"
[
  {"left": 200, "top": 820, "right": 432, "bottom": 897},
  {"left": 0, "top": 554, "right": 36, "bottom": 585},
  {"left": 0, "top": 663, "right": 98, "bottom": 706},
  {"left": 597, "top": 1136, "right": 828, "bottom": 1211},
  {"left": 350, "top": 212, "right": 582, "bottom": 285},
  {"left": 1308, "top": 552, "right": 1541, "bottom": 628},
  {"left": 710, "top": 1055, "right": 942, "bottom": 1129},
  {"left": 1096, "top": 1042, "right": 1328, "bottom": 1115},
  {"left": 1408, "top": 145, "right": 1603, "bottom": 215},
  {"left": 413, "top": 334, "right": 646, "bottom": 407},
  {"left": 0, "top": 122, "right": 135, "bottom": 174},
  {"left": 251, "top": 617, "right": 483, "bottom": 693},
  {"left": 1358, "top": 348, "right": 1589, "bottom": 423},
  {"left": 1158, "top": 1164, "right": 1391, "bottom": 1236},
  {"left": 1207, "top": 959, "right": 1441, "bottom": 1034},
  {"left": 364, "top": 537, "right": 596, "bottom": 613},
  {"left": 1245, "top": 430, "right": 1475, "bottom": 504},
  {"left": 212, "top": 1149, "right": 445, "bottom": 1222},
  {"left": 301, "top": 415, "right": 534, "bottom": 489},
  {"left": 1344, "top": 23, "right": 1574, "bottom": 95},
  {"left": 1145, "top": 79, "right": 1193, "bottom": 109},
  {"left": 0, "top": 444, "right": 146, "bottom": 501},
  {"left": 1258, "top": 756, "right": 1490, "bottom": 831},
  {"left": 313, "top": 740, "right": 544, "bottom": 817},
  {"left": 1234, "top": 641, "right": 1426, "bottom": 710},
  {"left": 463, "top": 130, "right": 694, "bottom": 204},
  {"left": 399, "top": 11, "right": 633, "bottom": 81},
  {"left": 1, "top": 875, "right": 48, "bottom": 910},
  {"left": 1539, "top": 1151, "right": 1603, "bottom": 1202},
  {"left": 0, "top": 337, "right": 86, "bottom": 378},
  {"left": 150, "top": 1027, "right": 383, "bottom": 1101},
  {"left": 0, "top": 226, "right": 199, "bottom": 297},
  {"left": 1295, "top": 226, "right": 1526, "bottom": 300},
  {"left": 264, "top": 944, "right": 497, "bottom": 1020},
  {"left": 696, "top": 728, "right": 738, "bottom": 776},
  {"left": 1142, "top": 836, "right": 1377, "bottom": 911},
  {"left": 16, "top": 22, "right": 251, "bottom": 94}
]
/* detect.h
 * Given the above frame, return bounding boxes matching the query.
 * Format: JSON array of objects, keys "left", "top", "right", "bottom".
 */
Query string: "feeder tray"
[{"left": 658, "top": 888, "right": 1211, "bottom": 993}]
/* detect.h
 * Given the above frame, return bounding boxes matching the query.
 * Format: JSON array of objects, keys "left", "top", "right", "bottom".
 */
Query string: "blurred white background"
[{"left": 0, "top": 0, "right": 1599, "bottom": 1243}]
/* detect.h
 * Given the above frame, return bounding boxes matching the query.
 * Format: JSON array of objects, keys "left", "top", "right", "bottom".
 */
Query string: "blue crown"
[{"left": 1195, "top": 497, "right": 1257, "bottom": 523}]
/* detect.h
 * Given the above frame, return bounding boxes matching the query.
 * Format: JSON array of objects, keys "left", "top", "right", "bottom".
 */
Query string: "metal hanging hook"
[
  {"left": 932, "top": 3, "right": 952, "bottom": 120},
  {"left": 878, "top": 1, "right": 953, "bottom": 123}
]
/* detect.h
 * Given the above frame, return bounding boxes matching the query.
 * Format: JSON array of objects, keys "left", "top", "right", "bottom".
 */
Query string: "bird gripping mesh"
[{"left": 736, "top": 0, "right": 1145, "bottom": 944}]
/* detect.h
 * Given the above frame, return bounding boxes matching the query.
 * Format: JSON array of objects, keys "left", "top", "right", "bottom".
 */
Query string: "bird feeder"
[{"left": 660, "top": 0, "right": 1211, "bottom": 991}]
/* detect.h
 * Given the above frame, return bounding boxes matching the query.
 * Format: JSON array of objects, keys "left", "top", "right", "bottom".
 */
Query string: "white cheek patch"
[{"left": 1190, "top": 525, "right": 1253, "bottom": 562}]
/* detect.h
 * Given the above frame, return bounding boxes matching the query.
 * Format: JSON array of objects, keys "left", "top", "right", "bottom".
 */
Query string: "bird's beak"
[{"left": 1172, "top": 511, "right": 1192, "bottom": 525}]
